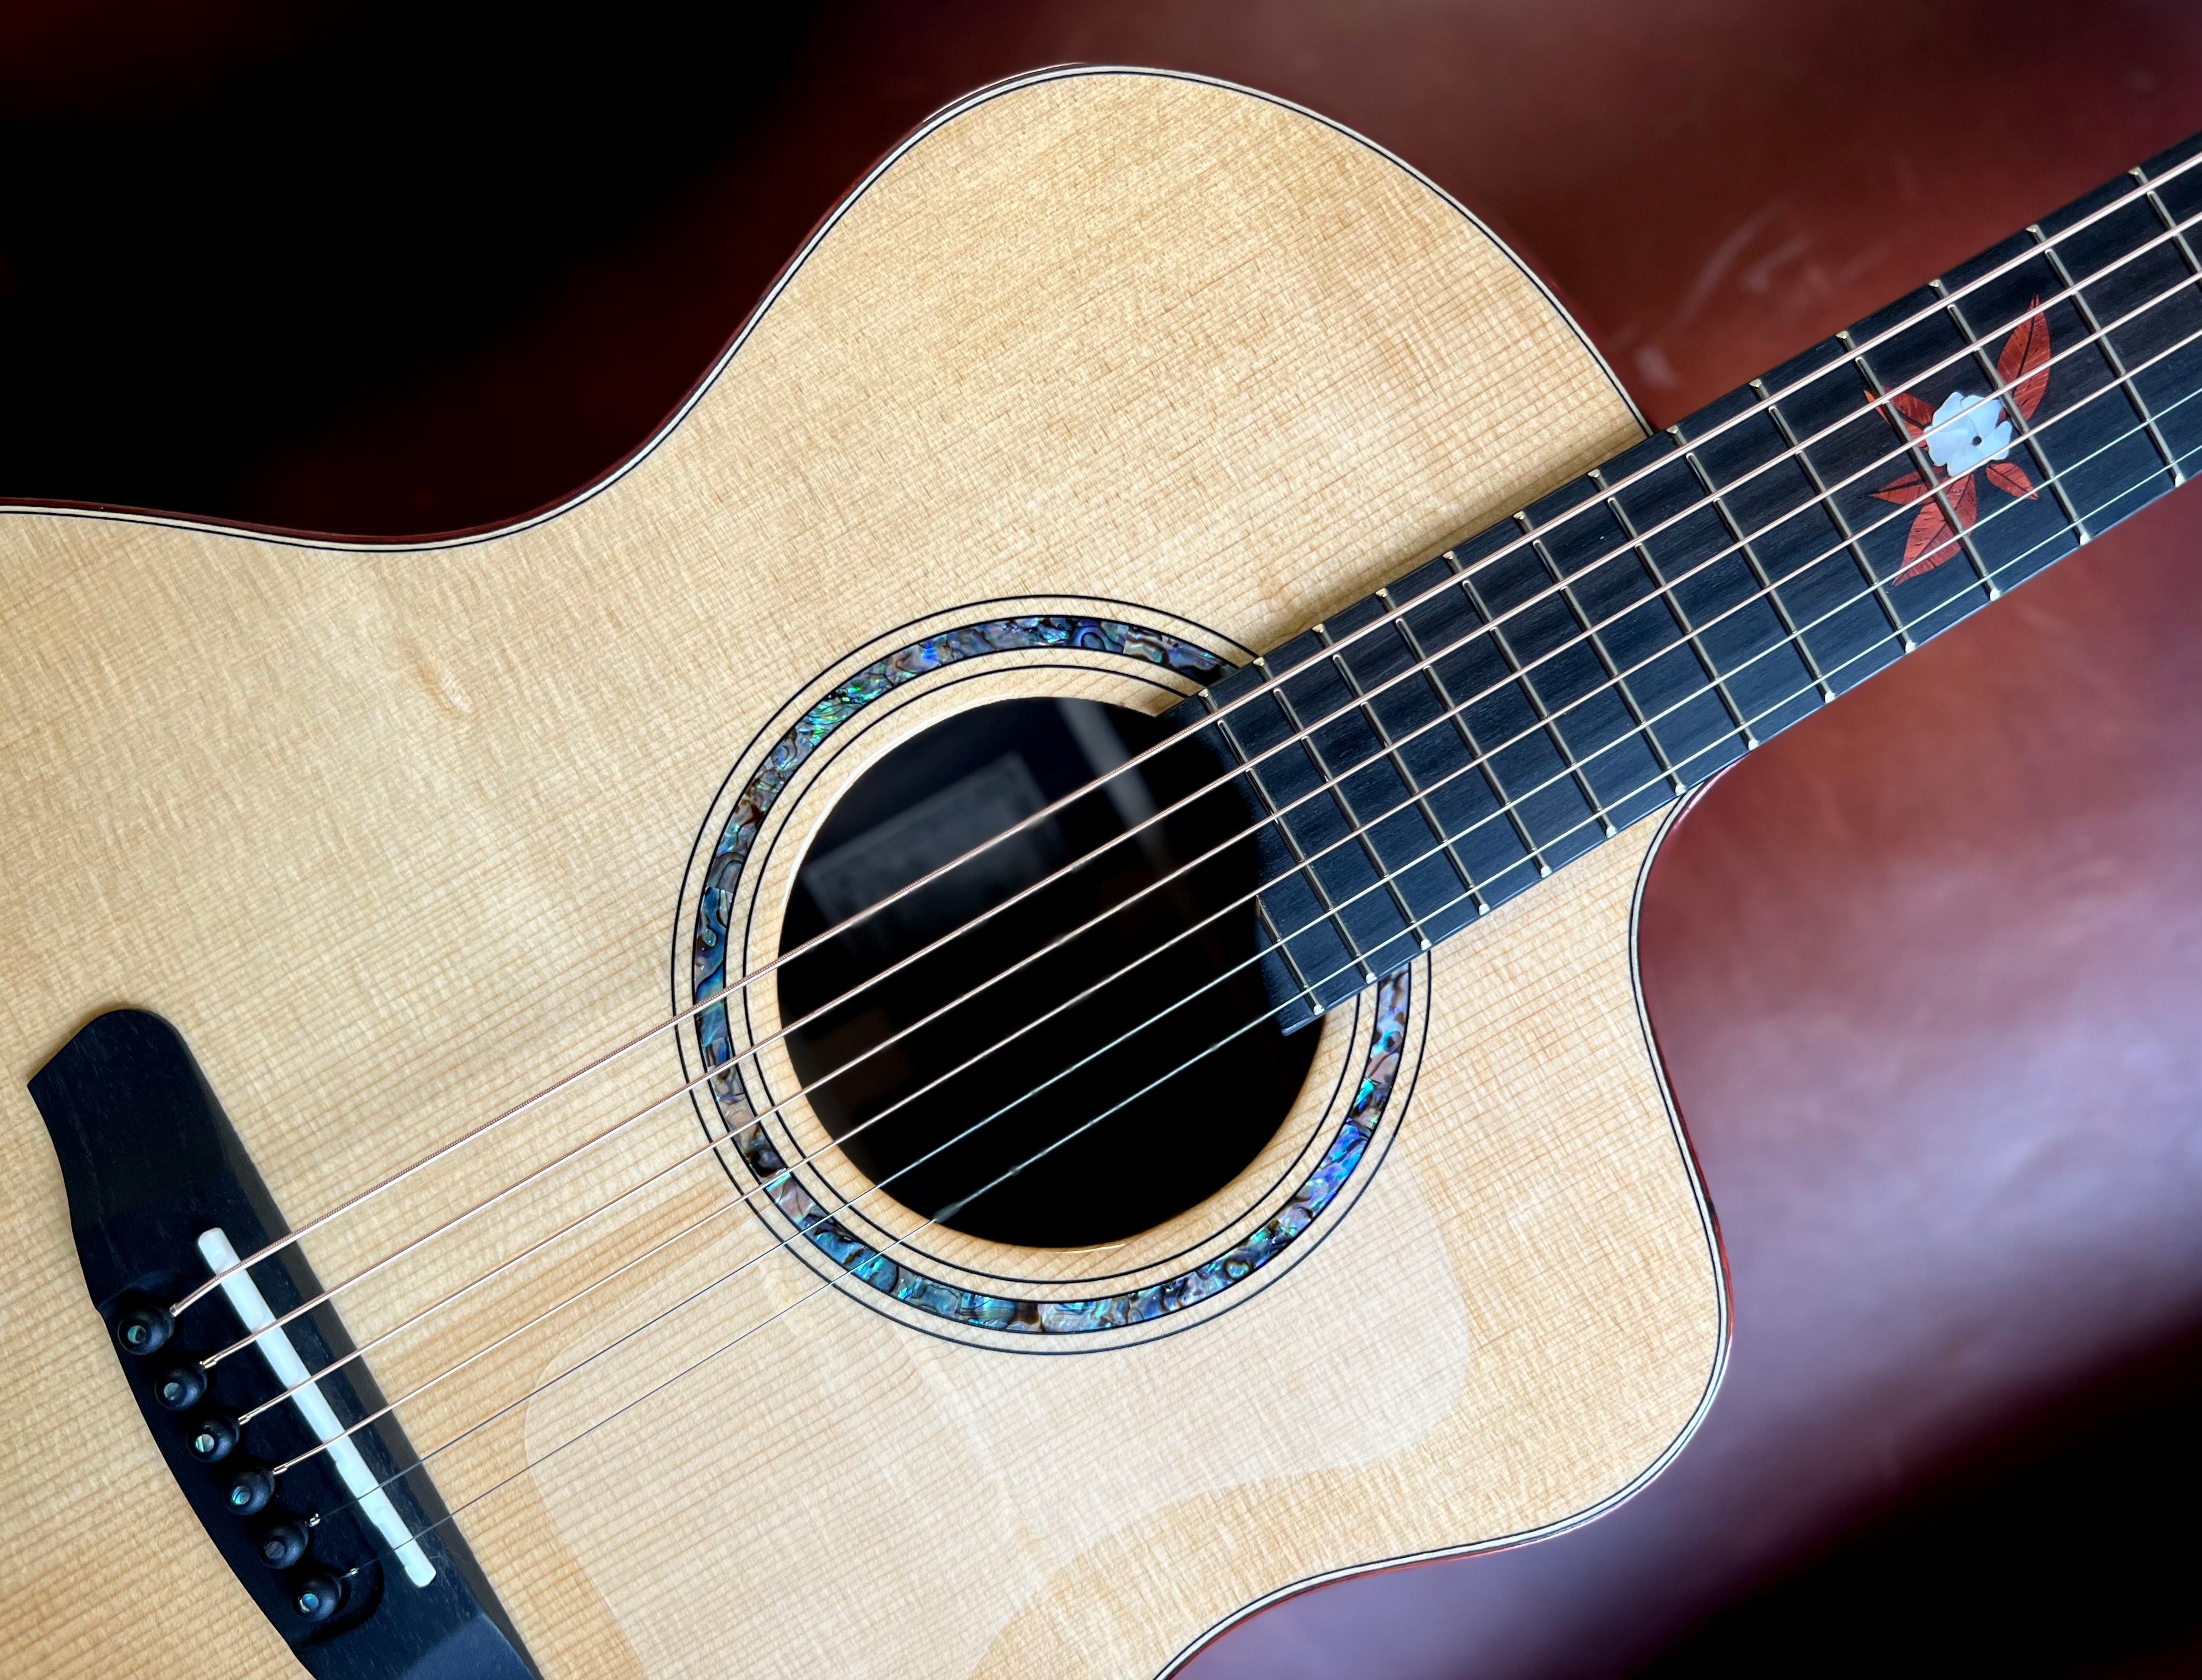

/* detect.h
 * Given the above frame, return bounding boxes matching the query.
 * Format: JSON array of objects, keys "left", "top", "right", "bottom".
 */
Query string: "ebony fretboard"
[{"left": 1177, "top": 129, "right": 2202, "bottom": 1028}]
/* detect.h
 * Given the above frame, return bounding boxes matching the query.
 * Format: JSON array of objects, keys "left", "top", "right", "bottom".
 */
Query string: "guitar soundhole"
[{"left": 779, "top": 697, "right": 1317, "bottom": 1249}]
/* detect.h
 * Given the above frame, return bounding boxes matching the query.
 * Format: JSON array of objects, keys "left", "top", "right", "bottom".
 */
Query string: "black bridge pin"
[
  {"left": 291, "top": 1572, "right": 342, "bottom": 1624},
  {"left": 113, "top": 1298, "right": 173, "bottom": 1357},
  {"left": 254, "top": 1518, "right": 310, "bottom": 1570},
  {"left": 222, "top": 1463, "right": 275, "bottom": 1517},
  {"left": 153, "top": 1364, "right": 207, "bottom": 1410},
  {"left": 185, "top": 1410, "right": 240, "bottom": 1463}
]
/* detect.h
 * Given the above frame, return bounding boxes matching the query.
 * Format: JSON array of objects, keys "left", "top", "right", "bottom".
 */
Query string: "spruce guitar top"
[{"left": 4, "top": 65, "right": 2196, "bottom": 1680}]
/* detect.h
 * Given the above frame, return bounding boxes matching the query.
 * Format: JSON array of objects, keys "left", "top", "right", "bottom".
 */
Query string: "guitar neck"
[{"left": 1181, "top": 127, "right": 2202, "bottom": 1027}]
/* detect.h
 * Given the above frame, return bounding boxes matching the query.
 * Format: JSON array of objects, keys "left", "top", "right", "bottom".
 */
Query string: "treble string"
[
  {"left": 169, "top": 145, "right": 2202, "bottom": 1324},
  {"left": 195, "top": 218, "right": 2202, "bottom": 1399},
  {"left": 267, "top": 365, "right": 2202, "bottom": 1505}
]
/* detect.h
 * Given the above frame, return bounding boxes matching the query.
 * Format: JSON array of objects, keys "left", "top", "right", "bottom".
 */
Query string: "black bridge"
[{"left": 30, "top": 1010, "right": 535, "bottom": 1680}]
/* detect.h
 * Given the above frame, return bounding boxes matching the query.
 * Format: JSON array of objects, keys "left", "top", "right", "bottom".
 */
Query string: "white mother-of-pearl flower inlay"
[{"left": 1922, "top": 389, "right": 2016, "bottom": 477}]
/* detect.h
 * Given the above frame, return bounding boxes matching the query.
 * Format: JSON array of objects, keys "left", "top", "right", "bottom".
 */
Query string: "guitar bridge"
[{"left": 30, "top": 1009, "right": 536, "bottom": 1680}]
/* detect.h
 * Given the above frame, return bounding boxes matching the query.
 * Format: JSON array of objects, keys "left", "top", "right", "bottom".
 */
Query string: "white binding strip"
[{"left": 195, "top": 1228, "right": 436, "bottom": 1588}]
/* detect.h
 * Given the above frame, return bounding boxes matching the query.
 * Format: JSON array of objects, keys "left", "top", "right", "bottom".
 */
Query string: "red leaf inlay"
[
  {"left": 1998, "top": 301, "right": 2052, "bottom": 421},
  {"left": 1947, "top": 472, "right": 1978, "bottom": 529},
  {"left": 1870, "top": 468, "right": 1935, "bottom": 506},
  {"left": 1898, "top": 499, "right": 1955, "bottom": 575},
  {"left": 1890, "top": 389, "right": 1938, "bottom": 436},
  {"left": 1984, "top": 459, "right": 2037, "bottom": 500}
]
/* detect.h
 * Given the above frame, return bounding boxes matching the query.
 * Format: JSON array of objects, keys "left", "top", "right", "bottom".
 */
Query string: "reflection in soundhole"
[{"left": 778, "top": 698, "right": 1318, "bottom": 1249}]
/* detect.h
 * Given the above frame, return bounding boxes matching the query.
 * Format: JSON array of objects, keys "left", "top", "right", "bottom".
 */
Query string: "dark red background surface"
[{"left": 4, "top": 4, "right": 2198, "bottom": 1675}]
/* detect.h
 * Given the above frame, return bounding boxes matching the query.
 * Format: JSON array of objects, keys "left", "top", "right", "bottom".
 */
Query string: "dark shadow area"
[
  {"left": 0, "top": 1, "right": 809, "bottom": 530},
  {"left": 1639, "top": 1330, "right": 2202, "bottom": 1680}
]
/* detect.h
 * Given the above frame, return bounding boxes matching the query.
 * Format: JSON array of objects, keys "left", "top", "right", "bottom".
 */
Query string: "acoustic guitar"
[{"left": 4, "top": 65, "right": 2196, "bottom": 1680}]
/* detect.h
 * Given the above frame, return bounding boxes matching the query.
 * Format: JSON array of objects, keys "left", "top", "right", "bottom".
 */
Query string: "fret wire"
[
  {"left": 1479, "top": 516, "right": 1615, "bottom": 836},
  {"left": 1251, "top": 895, "right": 1317, "bottom": 1008},
  {"left": 1515, "top": 510, "right": 1690, "bottom": 789},
  {"left": 1928, "top": 275, "right": 2094, "bottom": 537},
  {"left": 2026, "top": 227, "right": 2185, "bottom": 485},
  {"left": 1840, "top": 327, "right": 2003, "bottom": 599},
  {"left": 1310, "top": 620, "right": 1477, "bottom": 923},
  {"left": 1263, "top": 649, "right": 1432, "bottom": 952},
  {"left": 2137, "top": 168, "right": 2202, "bottom": 287},
  {"left": 1205, "top": 682, "right": 1378, "bottom": 986},
  {"left": 1753, "top": 378, "right": 1915, "bottom": 651},
  {"left": 1383, "top": 580, "right": 1533, "bottom": 891},
  {"left": 1595, "top": 462, "right": 1793, "bottom": 741},
  {"left": 1666, "top": 431, "right": 1834, "bottom": 709}
]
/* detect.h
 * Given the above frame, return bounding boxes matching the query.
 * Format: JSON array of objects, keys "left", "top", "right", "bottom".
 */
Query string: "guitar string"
[
  {"left": 263, "top": 382, "right": 2201, "bottom": 1497},
  {"left": 281, "top": 417, "right": 2193, "bottom": 1558},
  {"left": 170, "top": 151, "right": 2202, "bottom": 1320},
  {"left": 193, "top": 233, "right": 2202, "bottom": 1394},
  {"left": 224, "top": 278, "right": 2202, "bottom": 1437}
]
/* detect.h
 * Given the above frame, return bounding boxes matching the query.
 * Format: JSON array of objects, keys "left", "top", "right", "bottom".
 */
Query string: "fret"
[
  {"left": 1754, "top": 377, "right": 1916, "bottom": 654},
  {"left": 1260, "top": 647, "right": 1433, "bottom": 956},
  {"left": 1938, "top": 201, "right": 2173, "bottom": 564},
  {"left": 1378, "top": 579, "right": 1546, "bottom": 892},
  {"left": 1665, "top": 431, "right": 1835, "bottom": 708},
  {"left": 1596, "top": 411, "right": 1820, "bottom": 738},
  {"left": 1839, "top": 327, "right": 2003, "bottom": 601},
  {"left": 1454, "top": 546, "right": 1617, "bottom": 842},
  {"left": 1405, "top": 527, "right": 1610, "bottom": 875},
  {"left": 1260, "top": 619, "right": 1473, "bottom": 962},
  {"left": 1512, "top": 508, "right": 1688, "bottom": 793},
  {"left": 2029, "top": 229, "right": 2184, "bottom": 485},
  {"left": 2138, "top": 168, "right": 2202, "bottom": 282},
  {"left": 1586, "top": 464, "right": 1757, "bottom": 751},
  {"left": 1183, "top": 676, "right": 1374, "bottom": 1023},
  {"left": 1391, "top": 541, "right": 1592, "bottom": 884},
  {"left": 1249, "top": 894, "right": 1319, "bottom": 1014},
  {"left": 1928, "top": 274, "right": 2095, "bottom": 538},
  {"left": 1310, "top": 615, "right": 1485, "bottom": 928},
  {"left": 1498, "top": 476, "right": 1712, "bottom": 825}
]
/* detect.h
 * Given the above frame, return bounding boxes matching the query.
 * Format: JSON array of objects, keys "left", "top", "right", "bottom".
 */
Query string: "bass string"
[
  {"left": 269, "top": 387, "right": 2202, "bottom": 1514},
  {"left": 172, "top": 151, "right": 2202, "bottom": 1319},
  {"left": 286, "top": 422, "right": 2200, "bottom": 1583},
  {"left": 199, "top": 244, "right": 2202, "bottom": 1390}
]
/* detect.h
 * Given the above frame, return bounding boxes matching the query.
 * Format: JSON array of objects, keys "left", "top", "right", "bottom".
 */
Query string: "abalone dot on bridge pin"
[
  {"left": 187, "top": 1411, "right": 239, "bottom": 1462},
  {"left": 293, "top": 1573, "right": 340, "bottom": 1622},
  {"left": 155, "top": 1364, "right": 206, "bottom": 1410}
]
